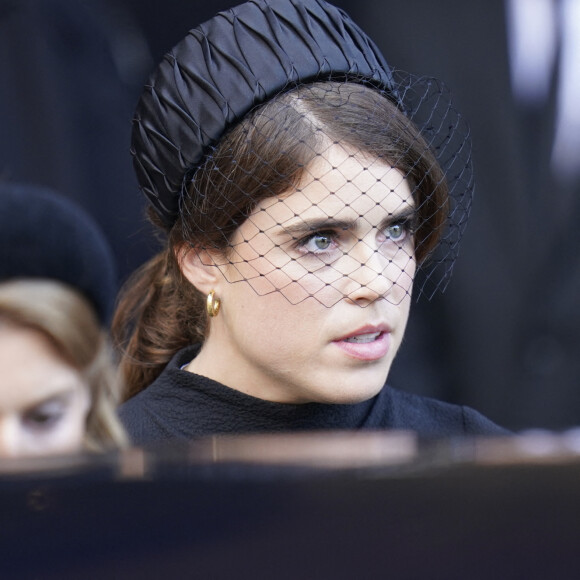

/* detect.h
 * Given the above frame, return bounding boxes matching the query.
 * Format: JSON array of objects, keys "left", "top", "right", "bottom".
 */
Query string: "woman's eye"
[
  {"left": 312, "top": 234, "right": 332, "bottom": 250},
  {"left": 386, "top": 223, "right": 405, "bottom": 240},
  {"left": 384, "top": 219, "right": 412, "bottom": 242},
  {"left": 23, "top": 400, "right": 66, "bottom": 431},
  {"left": 300, "top": 231, "right": 337, "bottom": 253}
]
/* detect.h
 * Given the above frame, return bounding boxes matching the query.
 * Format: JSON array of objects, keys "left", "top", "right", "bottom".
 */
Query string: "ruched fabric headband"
[{"left": 132, "top": 0, "right": 398, "bottom": 228}]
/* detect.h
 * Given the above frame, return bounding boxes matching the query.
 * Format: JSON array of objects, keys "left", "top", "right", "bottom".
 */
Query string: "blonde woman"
[{"left": 0, "top": 184, "right": 127, "bottom": 456}]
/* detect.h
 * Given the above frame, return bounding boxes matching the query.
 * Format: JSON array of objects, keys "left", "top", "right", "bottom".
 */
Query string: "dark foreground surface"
[{"left": 2, "top": 431, "right": 579, "bottom": 579}]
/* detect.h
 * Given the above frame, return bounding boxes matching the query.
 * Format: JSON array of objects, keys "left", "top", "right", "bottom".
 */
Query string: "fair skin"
[
  {"left": 0, "top": 322, "right": 91, "bottom": 457},
  {"left": 181, "top": 143, "right": 416, "bottom": 404}
]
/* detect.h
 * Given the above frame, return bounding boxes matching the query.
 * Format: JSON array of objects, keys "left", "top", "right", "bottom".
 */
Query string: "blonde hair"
[{"left": 0, "top": 279, "right": 127, "bottom": 450}]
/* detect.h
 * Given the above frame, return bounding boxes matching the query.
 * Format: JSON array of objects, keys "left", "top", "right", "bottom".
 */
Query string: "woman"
[
  {"left": 114, "top": 0, "right": 506, "bottom": 443},
  {"left": 0, "top": 184, "right": 127, "bottom": 456}
]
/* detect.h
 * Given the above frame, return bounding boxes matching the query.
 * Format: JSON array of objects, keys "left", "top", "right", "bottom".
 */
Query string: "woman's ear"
[{"left": 176, "top": 244, "right": 221, "bottom": 296}]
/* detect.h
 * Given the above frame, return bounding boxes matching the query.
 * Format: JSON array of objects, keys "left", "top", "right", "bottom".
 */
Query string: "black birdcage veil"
[
  {"left": 131, "top": 0, "right": 473, "bottom": 307},
  {"left": 180, "top": 77, "right": 471, "bottom": 307}
]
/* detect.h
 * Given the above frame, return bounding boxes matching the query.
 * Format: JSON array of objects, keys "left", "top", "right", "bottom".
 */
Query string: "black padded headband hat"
[
  {"left": 131, "top": 0, "right": 474, "bottom": 299},
  {"left": 132, "top": 0, "right": 397, "bottom": 228},
  {"left": 0, "top": 183, "right": 117, "bottom": 325}
]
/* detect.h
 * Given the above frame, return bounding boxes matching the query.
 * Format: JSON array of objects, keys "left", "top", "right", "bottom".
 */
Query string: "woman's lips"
[{"left": 332, "top": 328, "right": 391, "bottom": 361}]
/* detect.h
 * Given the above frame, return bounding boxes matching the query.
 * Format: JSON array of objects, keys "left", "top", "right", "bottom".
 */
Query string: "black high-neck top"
[{"left": 119, "top": 346, "right": 508, "bottom": 446}]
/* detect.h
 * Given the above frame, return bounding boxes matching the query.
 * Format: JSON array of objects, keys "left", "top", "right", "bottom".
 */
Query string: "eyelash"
[{"left": 295, "top": 218, "right": 415, "bottom": 255}]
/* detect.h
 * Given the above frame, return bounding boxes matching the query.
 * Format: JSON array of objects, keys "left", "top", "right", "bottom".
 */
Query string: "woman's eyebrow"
[
  {"left": 378, "top": 206, "right": 417, "bottom": 229},
  {"left": 282, "top": 218, "right": 354, "bottom": 236},
  {"left": 281, "top": 205, "right": 417, "bottom": 236}
]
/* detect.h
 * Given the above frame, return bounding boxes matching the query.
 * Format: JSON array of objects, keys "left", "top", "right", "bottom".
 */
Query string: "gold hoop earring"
[{"left": 206, "top": 290, "right": 221, "bottom": 318}]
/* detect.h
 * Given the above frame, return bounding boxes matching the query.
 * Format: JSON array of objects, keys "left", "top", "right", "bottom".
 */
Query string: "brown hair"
[
  {"left": 0, "top": 279, "right": 127, "bottom": 450},
  {"left": 113, "top": 81, "right": 448, "bottom": 398}
]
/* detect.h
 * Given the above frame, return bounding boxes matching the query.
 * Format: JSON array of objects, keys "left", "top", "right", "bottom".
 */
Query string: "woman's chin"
[{"left": 308, "top": 378, "right": 388, "bottom": 405}]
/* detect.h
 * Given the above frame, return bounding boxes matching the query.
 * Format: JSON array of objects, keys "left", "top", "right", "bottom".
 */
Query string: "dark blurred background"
[{"left": 1, "top": 0, "right": 578, "bottom": 431}]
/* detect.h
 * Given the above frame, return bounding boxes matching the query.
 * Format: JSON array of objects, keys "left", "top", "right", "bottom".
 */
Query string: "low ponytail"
[{"left": 112, "top": 247, "right": 205, "bottom": 400}]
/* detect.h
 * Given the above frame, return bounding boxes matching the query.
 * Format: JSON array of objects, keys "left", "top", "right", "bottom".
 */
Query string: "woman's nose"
[{"left": 341, "top": 239, "right": 415, "bottom": 305}]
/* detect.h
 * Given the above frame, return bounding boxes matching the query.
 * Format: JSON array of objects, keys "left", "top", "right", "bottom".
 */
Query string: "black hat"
[
  {"left": 131, "top": 0, "right": 397, "bottom": 229},
  {"left": 0, "top": 183, "right": 117, "bottom": 325}
]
